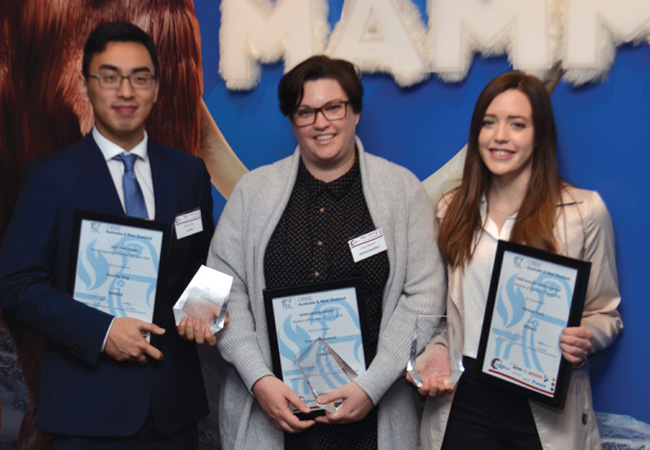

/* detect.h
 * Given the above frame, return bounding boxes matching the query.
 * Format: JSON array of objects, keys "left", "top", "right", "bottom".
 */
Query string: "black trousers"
[
  {"left": 52, "top": 409, "right": 198, "bottom": 450},
  {"left": 441, "top": 357, "right": 543, "bottom": 450}
]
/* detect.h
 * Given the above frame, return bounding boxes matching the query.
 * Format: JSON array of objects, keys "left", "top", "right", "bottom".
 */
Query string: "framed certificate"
[
  {"left": 263, "top": 278, "right": 369, "bottom": 416},
  {"left": 476, "top": 240, "right": 591, "bottom": 409},
  {"left": 68, "top": 210, "right": 172, "bottom": 345}
]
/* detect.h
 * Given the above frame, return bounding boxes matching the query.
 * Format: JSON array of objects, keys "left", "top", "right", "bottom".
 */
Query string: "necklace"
[
  {"left": 487, "top": 190, "right": 524, "bottom": 217},
  {"left": 489, "top": 205, "right": 519, "bottom": 216}
]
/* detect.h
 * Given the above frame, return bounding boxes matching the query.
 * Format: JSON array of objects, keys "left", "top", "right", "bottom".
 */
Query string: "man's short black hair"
[{"left": 82, "top": 21, "right": 159, "bottom": 78}]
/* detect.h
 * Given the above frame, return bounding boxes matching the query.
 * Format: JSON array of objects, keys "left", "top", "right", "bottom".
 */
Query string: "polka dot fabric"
[{"left": 265, "top": 158, "right": 388, "bottom": 450}]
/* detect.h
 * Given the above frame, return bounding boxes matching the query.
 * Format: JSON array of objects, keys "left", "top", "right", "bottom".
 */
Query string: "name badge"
[
  {"left": 175, "top": 208, "right": 203, "bottom": 239},
  {"left": 348, "top": 229, "right": 388, "bottom": 263}
]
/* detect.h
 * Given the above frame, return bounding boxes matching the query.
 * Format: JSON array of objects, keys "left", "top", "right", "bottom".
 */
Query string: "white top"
[
  {"left": 93, "top": 127, "right": 155, "bottom": 219},
  {"left": 462, "top": 197, "right": 516, "bottom": 358}
]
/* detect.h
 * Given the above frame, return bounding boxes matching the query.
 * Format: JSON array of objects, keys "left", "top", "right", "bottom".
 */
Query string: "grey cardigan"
[{"left": 209, "top": 138, "right": 446, "bottom": 449}]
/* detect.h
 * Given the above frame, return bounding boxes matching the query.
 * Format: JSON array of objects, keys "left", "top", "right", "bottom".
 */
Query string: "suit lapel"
[
  {"left": 75, "top": 134, "right": 124, "bottom": 215},
  {"left": 148, "top": 141, "right": 178, "bottom": 223}
]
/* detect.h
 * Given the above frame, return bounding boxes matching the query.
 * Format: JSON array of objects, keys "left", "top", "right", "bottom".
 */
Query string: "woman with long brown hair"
[{"left": 410, "top": 72, "right": 622, "bottom": 449}]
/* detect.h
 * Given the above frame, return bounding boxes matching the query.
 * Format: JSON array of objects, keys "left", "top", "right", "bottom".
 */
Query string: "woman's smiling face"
[
  {"left": 291, "top": 78, "right": 360, "bottom": 181},
  {"left": 478, "top": 88, "right": 535, "bottom": 186}
]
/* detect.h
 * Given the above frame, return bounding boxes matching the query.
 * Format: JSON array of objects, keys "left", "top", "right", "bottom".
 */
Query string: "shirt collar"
[
  {"left": 93, "top": 127, "right": 149, "bottom": 162},
  {"left": 480, "top": 194, "right": 517, "bottom": 240},
  {"left": 480, "top": 194, "right": 519, "bottom": 220},
  {"left": 297, "top": 156, "right": 360, "bottom": 200}
]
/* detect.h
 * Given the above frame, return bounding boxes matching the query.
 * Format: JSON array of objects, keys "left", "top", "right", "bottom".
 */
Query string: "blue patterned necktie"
[{"left": 113, "top": 153, "right": 148, "bottom": 219}]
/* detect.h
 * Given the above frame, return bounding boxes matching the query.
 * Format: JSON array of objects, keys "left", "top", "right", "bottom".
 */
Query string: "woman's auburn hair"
[{"left": 437, "top": 71, "right": 564, "bottom": 269}]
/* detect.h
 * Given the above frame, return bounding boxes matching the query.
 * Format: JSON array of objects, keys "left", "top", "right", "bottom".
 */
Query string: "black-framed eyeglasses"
[
  {"left": 292, "top": 100, "right": 350, "bottom": 127},
  {"left": 89, "top": 71, "right": 157, "bottom": 90}
]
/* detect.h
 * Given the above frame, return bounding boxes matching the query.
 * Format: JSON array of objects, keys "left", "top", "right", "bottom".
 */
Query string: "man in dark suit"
[{"left": 0, "top": 22, "right": 214, "bottom": 448}]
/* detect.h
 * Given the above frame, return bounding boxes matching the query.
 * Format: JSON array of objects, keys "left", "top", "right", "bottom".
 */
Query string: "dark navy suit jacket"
[{"left": 0, "top": 134, "right": 213, "bottom": 436}]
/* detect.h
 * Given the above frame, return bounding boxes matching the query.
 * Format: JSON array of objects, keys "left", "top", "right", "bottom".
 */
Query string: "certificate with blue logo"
[
  {"left": 476, "top": 241, "right": 590, "bottom": 409},
  {"left": 69, "top": 211, "right": 171, "bottom": 342},
  {"left": 264, "top": 278, "right": 369, "bottom": 417}
]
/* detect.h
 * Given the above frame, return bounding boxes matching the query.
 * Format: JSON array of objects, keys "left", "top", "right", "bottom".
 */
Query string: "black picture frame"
[
  {"left": 476, "top": 240, "right": 591, "bottom": 409},
  {"left": 263, "top": 277, "right": 368, "bottom": 418},
  {"left": 68, "top": 210, "right": 172, "bottom": 348}
]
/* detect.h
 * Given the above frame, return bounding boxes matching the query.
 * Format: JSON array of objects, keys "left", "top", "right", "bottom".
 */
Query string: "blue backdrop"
[{"left": 196, "top": 0, "right": 650, "bottom": 423}]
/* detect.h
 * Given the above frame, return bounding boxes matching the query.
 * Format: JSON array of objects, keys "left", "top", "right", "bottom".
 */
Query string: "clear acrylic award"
[
  {"left": 296, "top": 337, "right": 358, "bottom": 413},
  {"left": 407, "top": 315, "right": 464, "bottom": 389},
  {"left": 173, "top": 265, "right": 231, "bottom": 334}
]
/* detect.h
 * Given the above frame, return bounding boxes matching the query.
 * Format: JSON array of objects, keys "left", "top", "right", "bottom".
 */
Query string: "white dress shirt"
[
  {"left": 93, "top": 127, "right": 156, "bottom": 220},
  {"left": 92, "top": 127, "right": 156, "bottom": 350},
  {"left": 462, "top": 197, "right": 516, "bottom": 358}
]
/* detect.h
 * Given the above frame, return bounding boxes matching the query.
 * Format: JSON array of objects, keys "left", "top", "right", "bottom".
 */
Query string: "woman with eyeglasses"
[
  {"left": 205, "top": 55, "right": 446, "bottom": 450},
  {"left": 409, "top": 72, "right": 622, "bottom": 450}
]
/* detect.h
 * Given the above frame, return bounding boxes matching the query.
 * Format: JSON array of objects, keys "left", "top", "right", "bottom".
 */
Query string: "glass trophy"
[
  {"left": 407, "top": 315, "right": 464, "bottom": 389},
  {"left": 296, "top": 337, "right": 358, "bottom": 412},
  {"left": 173, "top": 265, "right": 231, "bottom": 333}
]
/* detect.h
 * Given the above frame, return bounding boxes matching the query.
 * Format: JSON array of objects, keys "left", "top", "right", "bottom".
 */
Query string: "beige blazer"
[{"left": 421, "top": 185, "right": 623, "bottom": 450}]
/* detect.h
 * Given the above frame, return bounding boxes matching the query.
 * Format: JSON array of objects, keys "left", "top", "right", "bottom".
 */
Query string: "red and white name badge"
[
  {"left": 174, "top": 208, "right": 203, "bottom": 239},
  {"left": 348, "top": 229, "right": 388, "bottom": 263}
]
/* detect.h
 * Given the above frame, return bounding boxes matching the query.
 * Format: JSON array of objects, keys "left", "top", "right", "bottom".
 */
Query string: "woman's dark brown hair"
[
  {"left": 278, "top": 54, "right": 363, "bottom": 117},
  {"left": 438, "top": 71, "right": 563, "bottom": 269}
]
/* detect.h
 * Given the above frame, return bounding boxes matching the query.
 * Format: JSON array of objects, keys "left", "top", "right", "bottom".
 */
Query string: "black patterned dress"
[{"left": 264, "top": 158, "right": 389, "bottom": 450}]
